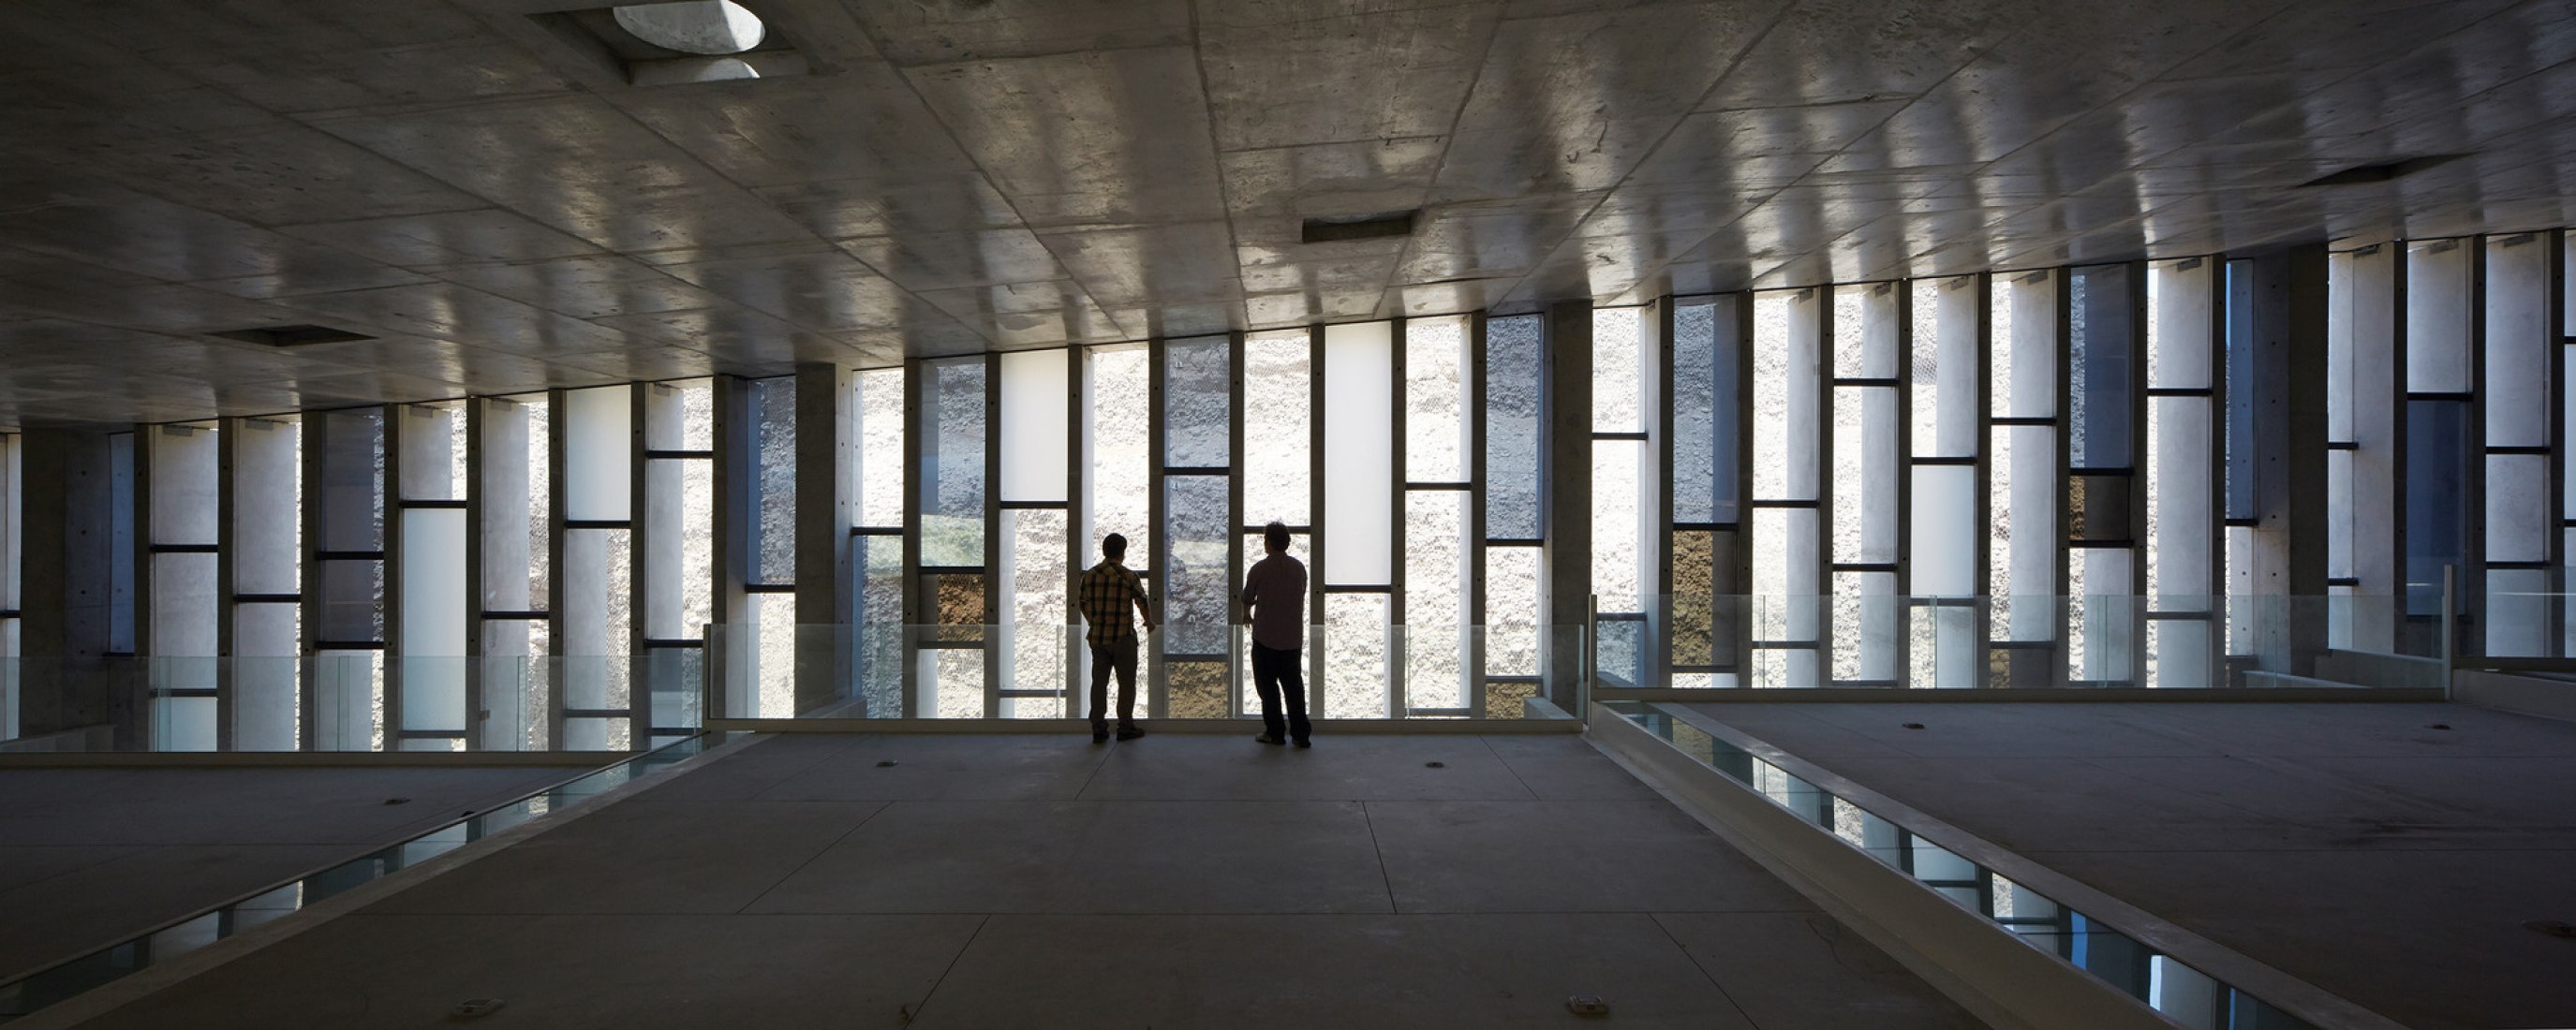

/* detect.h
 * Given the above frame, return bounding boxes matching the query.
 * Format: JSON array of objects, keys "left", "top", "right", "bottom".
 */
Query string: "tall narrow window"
[
  {"left": 1830, "top": 285, "right": 1901, "bottom": 686},
  {"left": 639, "top": 379, "right": 711, "bottom": 744},
  {"left": 1484, "top": 314, "right": 1545, "bottom": 711},
  {"left": 560, "top": 386, "right": 634, "bottom": 747},
  {"left": 1237, "top": 331, "right": 1310, "bottom": 714},
  {"left": 2405, "top": 239, "right": 2475, "bottom": 657},
  {"left": 477, "top": 396, "right": 545, "bottom": 749},
  {"left": 851, "top": 367, "right": 906, "bottom": 717},
  {"left": 2068, "top": 263, "right": 2141, "bottom": 685},
  {"left": 1670, "top": 296, "right": 1741, "bottom": 689},
  {"left": 1592, "top": 307, "right": 1652, "bottom": 689},
  {"left": 2482, "top": 234, "right": 2554, "bottom": 656},
  {"left": 1751, "top": 289, "right": 1824, "bottom": 686},
  {"left": 1322, "top": 320, "right": 1393, "bottom": 716},
  {"left": 1991, "top": 270, "right": 2058, "bottom": 685},
  {"left": 1160, "top": 336, "right": 1232, "bottom": 718},
  {"left": 310, "top": 409, "right": 384, "bottom": 751},
  {"left": 1911, "top": 276, "right": 1982, "bottom": 688},
  {"left": 999, "top": 349, "right": 1070, "bottom": 718},
  {"left": 917, "top": 360, "right": 987, "bottom": 718},
  {"left": 2146, "top": 258, "right": 2220, "bottom": 687},
  {"left": 1080, "top": 347, "right": 1148, "bottom": 716},
  {"left": 148, "top": 423, "right": 219, "bottom": 750},
  {"left": 394, "top": 402, "right": 466, "bottom": 750},
  {"left": 1403, "top": 315, "right": 1472, "bottom": 713}
]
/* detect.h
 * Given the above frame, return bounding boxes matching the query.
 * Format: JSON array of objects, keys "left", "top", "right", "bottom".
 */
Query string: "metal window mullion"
[
  {"left": 1812, "top": 289, "right": 1835, "bottom": 676},
  {"left": 546, "top": 389, "right": 570, "bottom": 744},
  {"left": 1652, "top": 299, "right": 1682, "bottom": 683},
  {"left": 983, "top": 354, "right": 1003, "bottom": 720},
  {"left": 1731, "top": 293, "right": 1755, "bottom": 683},
  {"left": 2202, "top": 261, "right": 2228, "bottom": 684},
  {"left": 1971, "top": 272, "right": 1996, "bottom": 682},
  {"left": 2463, "top": 240, "right": 2490, "bottom": 660},
  {"left": 2124, "top": 260, "right": 2150, "bottom": 687},
  {"left": 214, "top": 419, "right": 238, "bottom": 749},
  {"left": 1226, "top": 331, "right": 1247, "bottom": 719},
  {"left": 1892, "top": 284, "right": 1915, "bottom": 684},
  {"left": 1067, "top": 347, "right": 1087, "bottom": 716},
  {"left": 1387, "top": 317, "right": 1407, "bottom": 718},
  {"left": 1308, "top": 324, "right": 1327, "bottom": 715},
  {"left": 2551, "top": 230, "right": 2569, "bottom": 655},
  {"left": 626, "top": 383, "right": 649, "bottom": 748},
  {"left": 2050, "top": 269, "right": 2074, "bottom": 686},
  {"left": 132, "top": 425, "right": 155, "bottom": 740},
  {"left": 297, "top": 413, "right": 321, "bottom": 751},
  {"left": 1466, "top": 311, "right": 1488, "bottom": 714},
  {"left": 382, "top": 405, "right": 407, "bottom": 751},
  {"left": 463, "top": 402, "right": 487, "bottom": 751},
  {"left": 901, "top": 364, "right": 925, "bottom": 718},
  {"left": 1146, "top": 337, "right": 1167, "bottom": 720}
]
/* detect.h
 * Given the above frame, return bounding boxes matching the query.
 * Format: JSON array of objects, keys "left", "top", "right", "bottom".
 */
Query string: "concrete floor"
[
  {"left": 0, "top": 765, "right": 579, "bottom": 983},
  {"left": 66, "top": 733, "right": 1982, "bottom": 1029},
  {"left": 1680, "top": 701, "right": 2576, "bottom": 1030}
]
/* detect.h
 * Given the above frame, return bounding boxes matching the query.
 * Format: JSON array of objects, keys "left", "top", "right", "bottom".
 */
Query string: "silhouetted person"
[
  {"left": 1241, "top": 521, "right": 1310, "bottom": 746},
  {"left": 1078, "top": 533, "right": 1154, "bottom": 743}
]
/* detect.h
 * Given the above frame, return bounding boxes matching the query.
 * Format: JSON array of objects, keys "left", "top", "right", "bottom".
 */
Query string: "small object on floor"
[
  {"left": 452, "top": 998, "right": 505, "bottom": 1019},
  {"left": 876, "top": 759, "right": 898, "bottom": 768},
  {"left": 1116, "top": 727, "right": 1147, "bottom": 741},
  {"left": 2427, "top": 723, "right": 2453, "bottom": 730},
  {"left": 1424, "top": 760, "right": 1444, "bottom": 768},
  {"left": 1565, "top": 994, "right": 1609, "bottom": 1016},
  {"left": 1254, "top": 733, "right": 1286, "bottom": 745},
  {"left": 2525, "top": 920, "right": 2576, "bottom": 939},
  {"left": 383, "top": 797, "right": 411, "bottom": 805},
  {"left": 1902, "top": 722, "right": 1926, "bottom": 729}
]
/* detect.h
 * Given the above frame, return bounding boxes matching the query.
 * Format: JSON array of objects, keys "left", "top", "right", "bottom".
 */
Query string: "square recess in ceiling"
[
  {"left": 207, "top": 324, "right": 377, "bottom": 347},
  {"left": 525, "top": 1, "right": 808, "bottom": 86}
]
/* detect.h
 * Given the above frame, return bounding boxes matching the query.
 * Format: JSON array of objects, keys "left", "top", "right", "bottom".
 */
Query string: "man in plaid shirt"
[{"left": 1078, "top": 533, "right": 1155, "bottom": 743}]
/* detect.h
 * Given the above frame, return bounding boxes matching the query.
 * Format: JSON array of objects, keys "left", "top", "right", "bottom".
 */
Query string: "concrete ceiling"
[{"left": 0, "top": 0, "right": 2572, "bottom": 426}]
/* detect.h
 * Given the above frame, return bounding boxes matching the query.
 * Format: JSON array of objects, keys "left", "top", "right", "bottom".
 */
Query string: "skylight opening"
[{"left": 612, "top": 0, "right": 764, "bottom": 55}]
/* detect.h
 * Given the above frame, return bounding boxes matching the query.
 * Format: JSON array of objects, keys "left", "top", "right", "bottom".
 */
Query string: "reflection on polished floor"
[
  {"left": 1678, "top": 702, "right": 2576, "bottom": 1030},
  {"left": 64, "top": 733, "right": 1981, "bottom": 1029}
]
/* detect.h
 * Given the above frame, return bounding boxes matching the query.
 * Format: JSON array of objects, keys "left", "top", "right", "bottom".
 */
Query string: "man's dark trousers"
[
  {"left": 1250, "top": 641, "right": 1310, "bottom": 743},
  {"left": 1088, "top": 637, "right": 1138, "bottom": 731}
]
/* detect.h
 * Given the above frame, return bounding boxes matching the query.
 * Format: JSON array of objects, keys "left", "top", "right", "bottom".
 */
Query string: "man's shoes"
[
  {"left": 1115, "top": 726, "right": 1147, "bottom": 741},
  {"left": 1092, "top": 728, "right": 1109, "bottom": 744},
  {"left": 1253, "top": 733, "right": 1286, "bottom": 745},
  {"left": 1294, "top": 738, "right": 1311, "bottom": 748}
]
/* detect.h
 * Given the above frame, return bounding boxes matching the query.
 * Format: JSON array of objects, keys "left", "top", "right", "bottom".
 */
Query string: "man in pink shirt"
[{"left": 1240, "top": 522, "right": 1310, "bottom": 746}]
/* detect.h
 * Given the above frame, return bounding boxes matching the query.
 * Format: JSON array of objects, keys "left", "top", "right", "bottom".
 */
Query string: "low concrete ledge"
[
  {"left": 1588, "top": 702, "right": 2406, "bottom": 1030},
  {"left": 1594, "top": 685, "right": 2443, "bottom": 703},
  {"left": 0, "top": 732, "right": 769, "bottom": 1029},
  {"left": 706, "top": 715, "right": 1581, "bottom": 734},
  {"left": 2453, "top": 669, "right": 2576, "bottom": 723},
  {"left": 0, "top": 749, "right": 622, "bottom": 769}
]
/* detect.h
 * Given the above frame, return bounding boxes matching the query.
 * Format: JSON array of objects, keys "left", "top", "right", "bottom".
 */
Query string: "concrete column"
[
  {"left": 1543, "top": 299, "right": 1593, "bottom": 710},
  {"left": 17, "top": 430, "right": 131, "bottom": 740},
  {"left": 2244, "top": 244, "right": 2332, "bottom": 674},
  {"left": 793, "top": 362, "right": 855, "bottom": 715}
]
